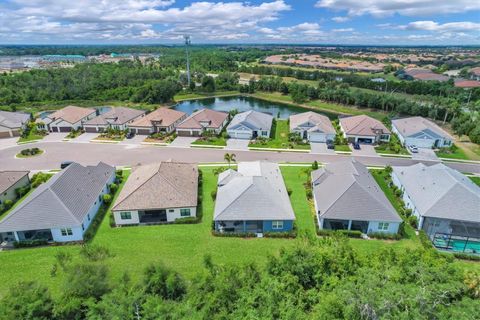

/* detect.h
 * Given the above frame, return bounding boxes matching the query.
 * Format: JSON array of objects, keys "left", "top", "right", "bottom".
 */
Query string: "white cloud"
[
  {"left": 331, "top": 16, "right": 349, "bottom": 23},
  {"left": 400, "top": 21, "right": 480, "bottom": 32},
  {"left": 332, "top": 28, "right": 354, "bottom": 32},
  {"left": 315, "top": 0, "right": 480, "bottom": 17}
]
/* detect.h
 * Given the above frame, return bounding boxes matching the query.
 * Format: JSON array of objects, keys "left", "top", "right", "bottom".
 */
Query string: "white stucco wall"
[
  {"left": 51, "top": 226, "right": 84, "bottom": 242},
  {"left": 367, "top": 221, "right": 400, "bottom": 234},
  {"left": 113, "top": 210, "right": 140, "bottom": 225},
  {"left": 113, "top": 206, "right": 197, "bottom": 225}
]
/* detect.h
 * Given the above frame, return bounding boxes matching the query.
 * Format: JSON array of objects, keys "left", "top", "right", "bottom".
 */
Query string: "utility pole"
[{"left": 184, "top": 35, "right": 191, "bottom": 87}]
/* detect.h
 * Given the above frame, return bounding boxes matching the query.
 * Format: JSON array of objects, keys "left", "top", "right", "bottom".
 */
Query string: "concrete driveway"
[
  {"left": 120, "top": 134, "right": 144, "bottom": 145},
  {"left": 169, "top": 136, "right": 198, "bottom": 148},
  {"left": 412, "top": 148, "right": 439, "bottom": 161},
  {"left": 310, "top": 142, "right": 335, "bottom": 154},
  {"left": 0, "top": 137, "right": 18, "bottom": 150},
  {"left": 226, "top": 138, "right": 250, "bottom": 150},
  {"left": 351, "top": 144, "right": 378, "bottom": 157},
  {"left": 71, "top": 132, "right": 99, "bottom": 143},
  {"left": 43, "top": 132, "right": 68, "bottom": 142}
]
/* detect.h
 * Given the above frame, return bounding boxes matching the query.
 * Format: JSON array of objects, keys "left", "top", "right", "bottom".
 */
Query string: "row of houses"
[{"left": 1, "top": 160, "right": 478, "bottom": 253}]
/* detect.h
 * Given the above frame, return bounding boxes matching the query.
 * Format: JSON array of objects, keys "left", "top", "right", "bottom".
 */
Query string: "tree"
[
  {"left": 201, "top": 76, "right": 216, "bottom": 92},
  {"left": 0, "top": 281, "right": 54, "bottom": 320},
  {"left": 143, "top": 264, "right": 187, "bottom": 300},
  {"left": 224, "top": 153, "right": 236, "bottom": 168}
]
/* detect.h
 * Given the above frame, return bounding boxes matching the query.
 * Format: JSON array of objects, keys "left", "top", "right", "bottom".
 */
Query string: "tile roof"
[
  {"left": 392, "top": 116, "right": 453, "bottom": 140},
  {"left": 0, "top": 171, "right": 29, "bottom": 194},
  {"left": 112, "top": 162, "right": 198, "bottom": 211},
  {"left": 0, "top": 111, "right": 30, "bottom": 129},
  {"left": 227, "top": 110, "right": 273, "bottom": 131},
  {"left": 454, "top": 79, "right": 480, "bottom": 88},
  {"left": 214, "top": 161, "right": 295, "bottom": 221},
  {"left": 393, "top": 163, "right": 480, "bottom": 223},
  {"left": 129, "top": 108, "right": 186, "bottom": 128},
  {"left": 0, "top": 162, "right": 114, "bottom": 232},
  {"left": 312, "top": 159, "right": 401, "bottom": 223},
  {"left": 340, "top": 115, "right": 390, "bottom": 137},
  {"left": 177, "top": 109, "right": 228, "bottom": 130},
  {"left": 289, "top": 111, "right": 335, "bottom": 134},
  {"left": 84, "top": 107, "right": 145, "bottom": 126},
  {"left": 48, "top": 106, "right": 96, "bottom": 124}
]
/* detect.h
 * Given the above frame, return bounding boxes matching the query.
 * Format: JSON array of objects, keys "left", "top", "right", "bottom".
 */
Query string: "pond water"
[{"left": 173, "top": 95, "right": 339, "bottom": 119}]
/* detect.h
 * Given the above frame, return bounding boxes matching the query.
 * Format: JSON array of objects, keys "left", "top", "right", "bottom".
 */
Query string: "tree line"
[{"left": 1, "top": 236, "right": 478, "bottom": 319}]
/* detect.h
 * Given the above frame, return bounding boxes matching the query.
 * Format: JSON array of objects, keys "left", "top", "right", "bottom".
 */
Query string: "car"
[
  {"left": 326, "top": 140, "right": 335, "bottom": 149},
  {"left": 60, "top": 161, "right": 73, "bottom": 169},
  {"left": 126, "top": 131, "right": 135, "bottom": 139},
  {"left": 408, "top": 145, "right": 419, "bottom": 153},
  {"left": 353, "top": 142, "right": 361, "bottom": 150}
]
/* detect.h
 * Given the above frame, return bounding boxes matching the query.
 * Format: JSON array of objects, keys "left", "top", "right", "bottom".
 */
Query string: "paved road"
[{"left": 2, "top": 141, "right": 480, "bottom": 174}]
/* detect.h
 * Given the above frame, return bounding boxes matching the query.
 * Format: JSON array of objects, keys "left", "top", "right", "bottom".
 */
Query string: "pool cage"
[{"left": 428, "top": 218, "right": 480, "bottom": 254}]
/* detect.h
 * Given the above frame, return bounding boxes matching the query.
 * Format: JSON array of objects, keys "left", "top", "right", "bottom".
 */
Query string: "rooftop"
[
  {"left": 289, "top": 111, "right": 335, "bottom": 134},
  {"left": 47, "top": 106, "right": 96, "bottom": 124},
  {"left": 0, "top": 171, "right": 29, "bottom": 194},
  {"left": 84, "top": 107, "right": 145, "bottom": 126},
  {"left": 177, "top": 109, "right": 228, "bottom": 130},
  {"left": 339, "top": 115, "right": 390, "bottom": 137},
  {"left": 129, "top": 108, "right": 186, "bottom": 128}
]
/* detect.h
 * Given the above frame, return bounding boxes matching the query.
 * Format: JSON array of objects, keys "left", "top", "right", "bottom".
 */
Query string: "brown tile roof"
[
  {"left": 340, "top": 115, "right": 390, "bottom": 137},
  {"left": 48, "top": 106, "right": 96, "bottom": 124},
  {"left": 0, "top": 171, "right": 29, "bottom": 194},
  {"left": 129, "top": 108, "right": 186, "bottom": 128},
  {"left": 413, "top": 73, "right": 448, "bottom": 82},
  {"left": 470, "top": 67, "right": 480, "bottom": 76},
  {"left": 177, "top": 109, "right": 228, "bottom": 130},
  {"left": 84, "top": 107, "right": 145, "bottom": 126},
  {"left": 112, "top": 162, "right": 198, "bottom": 211},
  {"left": 289, "top": 111, "right": 336, "bottom": 134},
  {"left": 454, "top": 79, "right": 480, "bottom": 88}
]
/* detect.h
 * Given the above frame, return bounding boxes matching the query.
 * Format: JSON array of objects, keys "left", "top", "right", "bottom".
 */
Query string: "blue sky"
[{"left": 0, "top": 0, "right": 479, "bottom": 44}]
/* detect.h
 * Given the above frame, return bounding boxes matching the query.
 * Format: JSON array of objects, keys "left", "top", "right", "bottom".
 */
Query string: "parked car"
[
  {"left": 326, "top": 140, "right": 335, "bottom": 149},
  {"left": 408, "top": 145, "right": 419, "bottom": 153},
  {"left": 60, "top": 161, "right": 73, "bottom": 169},
  {"left": 353, "top": 142, "right": 361, "bottom": 150},
  {"left": 126, "top": 132, "right": 135, "bottom": 139}
]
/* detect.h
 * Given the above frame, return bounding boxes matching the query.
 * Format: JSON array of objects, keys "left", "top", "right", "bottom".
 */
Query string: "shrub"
[
  {"left": 31, "top": 172, "right": 51, "bottom": 188},
  {"left": 453, "top": 252, "right": 480, "bottom": 261},
  {"left": 368, "top": 232, "right": 401, "bottom": 240},
  {"left": 264, "top": 231, "right": 296, "bottom": 238},
  {"left": 80, "top": 244, "right": 114, "bottom": 261},
  {"left": 109, "top": 183, "right": 118, "bottom": 194},
  {"left": 212, "top": 231, "right": 256, "bottom": 238},
  {"left": 407, "top": 215, "right": 418, "bottom": 228},
  {"left": 13, "top": 239, "right": 48, "bottom": 248},
  {"left": 287, "top": 187, "right": 293, "bottom": 196},
  {"left": 395, "top": 189, "right": 403, "bottom": 197},
  {"left": 3, "top": 199, "right": 13, "bottom": 210},
  {"left": 174, "top": 217, "right": 199, "bottom": 224},
  {"left": 419, "top": 230, "right": 433, "bottom": 249},
  {"left": 305, "top": 189, "right": 313, "bottom": 199},
  {"left": 102, "top": 194, "right": 112, "bottom": 205},
  {"left": 317, "top": 229, "right": 362, "bottom": 238},
  {"left": 211, "top": 190, "right": 217, "bottom": 200},
  {"left": 312, "top": 161, "right": 319, "bottom": 170},
  {"left": 15, "top": 185, "right": 31, "bottom": 198}
]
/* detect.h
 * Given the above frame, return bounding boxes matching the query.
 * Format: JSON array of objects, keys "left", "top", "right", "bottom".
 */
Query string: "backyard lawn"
[
  {"left": 249, "top": 120, "right": 310, "bottom": 150},
  {"left": 0, "top": 166, "right": 478, "bottom": 299}
]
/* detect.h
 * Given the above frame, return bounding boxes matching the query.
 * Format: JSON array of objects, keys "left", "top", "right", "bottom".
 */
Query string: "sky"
[{"left": 0, "top": 0, "right": 479, "bottom": 45}]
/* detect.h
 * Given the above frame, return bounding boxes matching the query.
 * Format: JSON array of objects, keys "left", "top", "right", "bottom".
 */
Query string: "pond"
[{"left": 173, "top": 95, "right": 340, "bottom": 119}]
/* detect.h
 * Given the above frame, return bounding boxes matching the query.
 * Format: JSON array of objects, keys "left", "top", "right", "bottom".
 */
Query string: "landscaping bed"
[
  {"left": 249, "top": 119, "right": 310, "bottom": 150},
  {"left": 143, "top": 132, "right": 176, "bottom": 144},
  {"left": 93, "top": 128, "right": 126, "bottom": 141},
  {"left": 17, "top": 122, "right": 47, "bottom": 143},
  {"left": 435, "top": 144, "right": 469, "bottom": 160},
  {"left": 374, "top": 134, "right": 409, "bottom": 155},
  {"left": 16, "top": 147, "right": 44, "bottom": 158},
  {"left": 65, "top": 129, "right": 83, "bottom": 139}
]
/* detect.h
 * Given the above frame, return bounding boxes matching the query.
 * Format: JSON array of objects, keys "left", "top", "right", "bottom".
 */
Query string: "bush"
[
  {"left": 419, "top": 230, "right": 433, "bottom": 249},
  {"left": 173, "top": 217, "right": 199, "bottom": 224},
  {"left": 453, "top": 252, "right": 480, "bottom": 261},
  {"left": 31, "top": 172, "right": 51, "bottom": 188},
  {"left": 287, "top": 187, "right": 293, "bottom": 196},
  {"left": 13, "top": 239, "right": 48, "bottom": 248},
  {"left": 15, "top": 185, "right": 31, "bottom": 198},
  {"left": 3, "top": 199, "right": 13, "bottom": 210},
  {"left": 368, "top": 232, "right": 401, "bottom": 240},
  {"left": 109, "top": 183, "right": 118, "bottom": 194},
  {"left": 312, "top": 161, "right": 319, "bottom": 170},
  {"left": 211, "top": 190, "right": 217, "bottom": 200},
  {"left": 305, "top": 189, "right": 313, "bottom": 199},
  {"left": 264, "top": 231, "right": 296, "bottom": 238},
  {"left": 317, "top": 229, "right": 362, "bottom": 238},
  {"left": 212, "top": 231, "right": 256, "bottom": 238},
  {"left": 80, "top": 244, "right": 114, "bottom": 261},
  {"left": 407, "top": 215, "right": 418, "bottom": 228},
  {"left": 102, "top": 194, "right": 112, "bottom": 205}
]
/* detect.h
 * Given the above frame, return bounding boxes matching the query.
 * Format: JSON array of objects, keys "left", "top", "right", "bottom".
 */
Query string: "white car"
[{"left": 408, "top": 145, "right": 419, "bottom": 153}]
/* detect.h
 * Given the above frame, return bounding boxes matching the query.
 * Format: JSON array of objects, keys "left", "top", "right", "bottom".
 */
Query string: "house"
[
  {"left": 40, "top": 106, "right": 96, "bottom": 132},
  {"left": 0, "top": 171, "right": 30, "bottom": 205},
  {"left": 83, "top": 107, "right": 146, "bottom": 132},
  {"left": 0, "top": 111, "right": 30, "bottom": 138},
  {"left": 128, "top": 108, "right": 187, "bottom": 135},
  {"left": 339, "top": 115, "right": 391, "bottom": 144},
  {"left": 312, "top": 159, "right": 402, "bottom": 234},
  {"left": 392, "top": 116, "right": 453, "bottom": 148},
  {"left": 213, "top": 161, "right": 296, "bottom": 234},
  {"left": 112, "top": 162, "right": 198, "bottom": 225},
  {"left": 227, "top": 110, "right": 273, "bottom": 139},
  {"left": 391, "top": 163, "right": 480, "bottom": 247},
  {"left": 289, "top": 111, "right": 336, "bottom": 142},
  {"left": 176, "top": 109, "right": 229, "bottom": 137},
  {"left": 0, "top": 162, "right": 115, "bottom": 244}
]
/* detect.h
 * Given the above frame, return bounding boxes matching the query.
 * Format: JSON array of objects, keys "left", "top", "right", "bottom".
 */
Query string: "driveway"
[
  {"left": 412, "top": 148, "right": 439, "bottom": 161},
  {"left": 71, "top": 132, "right": 99, "bottom": 143},
  {"left": 43, "top": 132, "right": 68, "bottom": 142},
  {"left": 0, "top": 137, "right": 18, "bottom": 150},
  {"left": 119, "top": 134, "right": 145, "bottom": 146},
  {"left": 169, "top": 136, "right": 198, "bottom": 148},
  {"left": 310, "top": 142, "right": 335, "bottom": 154},
  {"left": 351, "top": 144, "right": 378, "bottom": 157},
  {"left": 226, "top": 138, "right": 250, "bottom": 150}
]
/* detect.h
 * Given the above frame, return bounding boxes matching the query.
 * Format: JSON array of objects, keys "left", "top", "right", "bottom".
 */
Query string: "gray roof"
[
  {"left": 0, "top": 171, "right": 29, "bottom": 194},
  {"left": 312, "top": 159, "right": 402, "bottom": 223},
  {"left": 84, "top": 107, "right": 145, "bottom": 126},
  {"left": 0, "top": 111, "right": 30, "bottom": 129},
  {"left": 113, "top": 162, "right": 198, "bottom": 211},
  {"left": 0, "top": 162, "right": 114, "bottom": 232},
  {"left": 392, "top": 163, "right": 480, "bottom": 222},
  {"left": 227, "top": 110, "right": 273, "bottom": 131},
  {"left": 289, "top": 111, "right": 335, "bottom": 134},
  {"left": 214, "top": 162, "right": 295, "bottom": 221},
  {"left": 392, "top": 116, "right": 453, "bottom": 140}
]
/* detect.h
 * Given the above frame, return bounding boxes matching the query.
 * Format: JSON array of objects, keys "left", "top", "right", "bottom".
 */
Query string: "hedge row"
[
  {"left": 212, "top": 231, "right": 257, "bottom": 238},
  {"left": 264, "top": 231, "right": 297, "bottom": 239},
  {"left": 317, "top": 229, "right": 362, "bottom": 238},
  {"left": 13, "top": 239, "right": 48, "bottom": 248},
  {"left": 368, "top": 232, "right": 402, "bottom": 240}
]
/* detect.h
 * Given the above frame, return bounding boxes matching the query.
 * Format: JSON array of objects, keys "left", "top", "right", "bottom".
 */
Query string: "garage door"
[
  {"left": 84, "top": 127, "right": 97, "bottom": 133},
  {"left": 0, "top": 131, "right": 11, "bottom": 138},
  {"left": 58, "top": 127, "right": 72, "bottom": 133},
  {"left": 309, "top": 133, "right": 327, "bottom": 143},
  {"left": 406, "top": 138, "right": 434, "bottom": 148},
  {"left": 232, "top": 131, "right": 252, "bottom": 140},
  {"left": 51, "top": 127, "right": 59, "bottom": 133},
  {"left": 358, "top": 138, "right": 373, "bottom": 144},
  {"left": 136, "top": 129, "right": 151, "bottom": 135}
]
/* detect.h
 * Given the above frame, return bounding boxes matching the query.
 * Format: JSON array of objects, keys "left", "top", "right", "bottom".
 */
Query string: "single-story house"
[
  {"left": 39, "top": 106, "right": 96, "bottom": 132},
  {"left": 339, "top": 115, "right": 391, "bottom": 144},
  {"left": 112, "top": 162, "right": 198, "bottom": 225},
  {"left": 0, "top": 171, "right": 30, "bottom": 205},
  {"left": 392, "top": 116, "right": 454, "bottom": 148},
  {"left": 214, "top": 161, "right": 296, "bottom": 234},
  {"left": 128, "top": 108, "right": 187, "bottom": 135},
  {"left": 289, "top": 111, "right": 336, "bottom": 142},
  {"left": 83, "top": 107, "right": 146, "bottom": 132},
  {"left": 312, "top": 159, "right": 402, "bottom": 234},
  {"left": 0, "top": 162, "right": 115, "bottom": 244},
  {"left": 176, "top": 109, "right": 229, "bottom": 137},
  {"left": 0, "top": 110, "right": 30, "bottom": 138},
  {"left": 226, "top": 110, "right": 273, "bottom": 139},
  {"left": 391, "top": 163, "right": 480, "bottom": 245}
]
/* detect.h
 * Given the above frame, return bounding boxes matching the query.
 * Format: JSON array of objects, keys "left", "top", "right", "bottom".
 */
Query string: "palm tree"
[{"left": 224, "top": 153, "right": 236, "bottom": 168}]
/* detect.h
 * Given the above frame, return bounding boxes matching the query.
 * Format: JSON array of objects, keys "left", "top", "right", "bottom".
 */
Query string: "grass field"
[
  {"left": 0, "top": 166, "right": 478, "bottom": 298},
  {"left": 470, "top": 176, "right": 480, "bottom": 186},
  {"left": 435, "top": 144, "right": 469, "bottom": 160},
  {"left": 174, "top": 90, "right": 239, "bottom": 101},
  {"left": 249, "top": 119, "right": 310, "bottom": 150},
  {"left": 191, "top": 136, "right": 227, "bottom": 146}
]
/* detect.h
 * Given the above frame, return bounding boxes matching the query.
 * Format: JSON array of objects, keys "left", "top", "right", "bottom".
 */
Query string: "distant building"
[
  {"left": 128, "top": 108, "right": 187, "bottom": 135},
  {"left": 0, "top": 171, "right": 30, "bottom": 205}
]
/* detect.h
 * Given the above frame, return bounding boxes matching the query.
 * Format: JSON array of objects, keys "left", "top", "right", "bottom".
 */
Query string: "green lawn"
[
  {"left": 435, "top": 144, "right": 469, "bottom": 160},
  {"left": 249, "top": 119, "right": 310, "bottom": 150},
  {"left": 470, "top": 176, "right": 480, "bottom": 186},
  {"left": 191, "top": 136, "right": 227, "bottom": 146},
  {"left": 374, "top": 134, "right": 409, "bottom": 155},
  {"left": 17, "top": 126, "right": 46, "bottom": 143},
  {"left": 334, "top": 145, "right": 351, "bottom": 152},
  {"left": 174, "top": 90, "right": 239, "bottom": 101}
]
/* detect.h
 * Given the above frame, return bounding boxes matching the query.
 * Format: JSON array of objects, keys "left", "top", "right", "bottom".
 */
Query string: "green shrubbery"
[
  {"left": 368, "top": 232, "right": 402, "bottom": 240},
  {"left": 18, "top": 147, "right": 42, "bottom": 157},
  {"left": 212, "top": 231, "right": 257, "bottom": 238},
  {"left": 13, "top": 239, "right": 48, "bottom": 248},
  {"left": 317, "top": 229, "right": 362, "bottom": 238}
]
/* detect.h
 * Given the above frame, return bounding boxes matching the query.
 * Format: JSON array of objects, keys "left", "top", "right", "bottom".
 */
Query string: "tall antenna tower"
[{"left": 184, "top": 35, "right": 191, "bottom": 87}]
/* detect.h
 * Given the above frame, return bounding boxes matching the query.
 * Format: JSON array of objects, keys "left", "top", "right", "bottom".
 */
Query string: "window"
[
  {"left": 87, "top": 214, "right": 90, "bottom": 221},
  {"left": 61, "top": 228, "right": 73, "bottom": 236},
  {"left": 169, "top": 209, "right": 175, "bottom": 212},
  {"left": 272, "top": 221, "right": 284, "bottom": 230},
  {"left": 378, "top": 222, "right": 389, "bottom": 231},
  {"left": 262, "top": 131, "right": 268, "bottom": 136},
  {"left": 120, "top": 212, "right": 132, "bottom": 220},
  {"left": 180, "top": 209, "right": 191, "bottom": 217}
]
